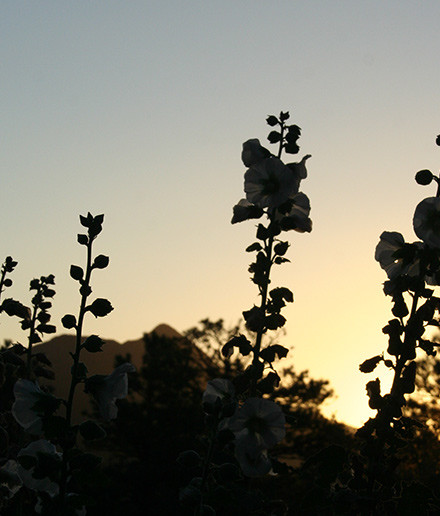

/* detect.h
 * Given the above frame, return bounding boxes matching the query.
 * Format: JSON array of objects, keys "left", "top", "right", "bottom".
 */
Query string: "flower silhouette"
[
  {"left": 226, "top": 397, "right": 285, "bottom": 476},
  {"left": 241, "top": 139, "right": 270, "bottom": 167},
  {"left": 375, "top": 232, "right": 422, "bottom": 279},
  {"left": 12, "top": 379, "right": 58, "bottom": 435},
  {"left": 244, "top": 157, "right": 298, "bottom": 209},
  {"left": 17, "top": 439, "right": 61, "bottom": 496},
  {"left": 85, "top": 363, "right": 136, "bottom": 420},
  {"left": 413, "top": 197, "right": 440, "bottom": 248}
]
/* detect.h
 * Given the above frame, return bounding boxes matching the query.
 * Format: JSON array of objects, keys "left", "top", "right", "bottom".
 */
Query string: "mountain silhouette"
[{"left": 35, "top": 323, "right": 203, "bottom": 423}]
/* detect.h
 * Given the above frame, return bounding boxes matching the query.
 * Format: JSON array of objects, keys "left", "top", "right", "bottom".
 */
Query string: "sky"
[{"left": 2, "top": 1, "right": 440, "bottom": 427}]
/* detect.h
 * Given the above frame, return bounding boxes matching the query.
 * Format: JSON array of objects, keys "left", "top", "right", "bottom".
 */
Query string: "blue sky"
[{"left": 2, "top": 1, "right": 440, "bottom": 426}]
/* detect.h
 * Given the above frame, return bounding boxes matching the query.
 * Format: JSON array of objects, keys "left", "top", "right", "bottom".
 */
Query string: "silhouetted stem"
[
  {"left": 0, "top": 266, "right": 7, "bottom": 306},
  {"left": 250, "top": 233, "right": 274, "bottom": 396},
  {"left": 25, "top": 303, "right": 39, "bottom": 379},
  {"left": 198, "top": 423, "right": 218, "bottom": 515},
  {"left": 66, "top": 240, "right": 93, "bottom": 426},
  {"left": 60, "top": 238, "right": 94, "bottom": 508}
]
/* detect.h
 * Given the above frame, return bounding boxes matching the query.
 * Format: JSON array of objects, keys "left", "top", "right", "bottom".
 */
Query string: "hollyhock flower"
[
  {"left": 228, "top": 397, "right": 285, "bottom": 448},
  {"left": 17, "top": 439, "right": 61, "bottom": 496},
  {"left": 287, "top": 154, "right": 311, "bottom": 180},
  {"left": 203, "top": 378, "right": 235, "bottom": 406},
  {"left": 278, "top": 192, "right": 312, "bottom": 233},
  {"left": 413, "top": 197, "right": 440, "bottom": 248},
  {"left": 85, "top": 363, "right": 136, "bottom": 420},
  {"left": 202, "top": 378, "right": 236, "bottom": 416},
  {"left": 244, "top": 157, "right": 298, "bottom": 209},
  {"left": 241, "top": 139, "right": 270, "bottom": 167},
  {"left": 12, "top": 380, "right": 59, "bottom": 435},
  {"left": 375, "top": 232, "right": 422, "bottom": 280},
  {"left": 234, "top": 433, "right": 272, "bottom": 477},
  {"left": 226, "top": 398, "right": 285, "bottom": 476},
  {"left": 231, "top": 199, "right": 264, "bottom": 224}
]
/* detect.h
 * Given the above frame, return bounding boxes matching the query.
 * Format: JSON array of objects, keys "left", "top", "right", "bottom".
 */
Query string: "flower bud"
[
  {"left": 415, "top": 169, "right": 433, "bottom": 185},
  {"left": 88, "top": 298, "right": 113, "bottom": 317}
]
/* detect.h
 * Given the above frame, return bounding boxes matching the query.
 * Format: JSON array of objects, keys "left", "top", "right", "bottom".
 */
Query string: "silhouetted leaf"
[
  {"left": 243, "top": 306, "right": 265, "bottom": 332},
  {"left": 260, "top": 345, "right": 288, "bottom": 363},
  {"left": 267, "top": 131, "right": 281, "bottom": 143},
  {"left": 82, "top": 335, "right": 105, "bottom": 353},
  {"left": 36, "top": 324, "right": 56, "bottom": 334},
  {"left": 359, "top": 355, "right": 382, "bottom": 373},
  {"left": 265, "top": 313, "right": 286, "bottom": 330},
  {"left": 401, "top": 361, "right": 416, "bottom": 393},
  {"left": 266, "top": 115, "right": 278, "bottom": 126},
  {"left": 366, "top": 378, "right": 383, "bottom": 409},
  {"left": 274, "top": 241, "right": 289, "bottom": 256},
  {"left": 246, "top": 243, "right": 262, "bottom": 253},
  {"left": 93, "top": 255, "right": 109, "bottom": 269},
  {"left": 274, "top": 257, "right": 290, "bottom": 264},
  {"left": 62, "top": 314, "right": 77, "bottom": 329},
  {"left": 270, "top": 287, "right": 294, "bottom": 303},
  {"left": 70, "top": 265, "right": 84, "bottom": 282},
  {"left": 77, "top": 234, "right": 88, "bottom": 245},
  {"left": 87, "top": 298, "right": 113, "bottom": 317}
]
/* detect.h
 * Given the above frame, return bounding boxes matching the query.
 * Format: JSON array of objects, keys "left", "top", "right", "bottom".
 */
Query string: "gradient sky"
[{"left": 2, "top": 1, "right": 440, "bottom": 427}]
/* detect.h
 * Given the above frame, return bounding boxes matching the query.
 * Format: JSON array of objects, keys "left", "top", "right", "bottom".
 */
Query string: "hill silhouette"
[{"left": 35, "top": 323, "right": 196, "bottom": 423}]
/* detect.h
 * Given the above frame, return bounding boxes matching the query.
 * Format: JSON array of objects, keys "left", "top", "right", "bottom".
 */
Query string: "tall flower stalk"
[
  {"left": 182, "top": 111, "right": 313, "bottom": 515},
  {"left": 229, "top": 110, "right": 312, "bottom": 399},
  {"left": 57, "top": 213, "right": 113, "bottom": 507},
  {"left": 356, "top": 138, "right": 440, "bottom": 513}
]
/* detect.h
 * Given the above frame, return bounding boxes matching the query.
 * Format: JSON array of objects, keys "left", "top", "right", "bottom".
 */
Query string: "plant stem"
[
  {"left": 198, "top": 422, "right": 218, "bottom": 515},
  {"left": 250, "top": 233, "right": 274, "bottom": 396},
  {"left": 26, "top": 302, "right": 39, "bottom": 379},
  {"left": 66, "top": 240, "right": 93, "bottom": 426}
]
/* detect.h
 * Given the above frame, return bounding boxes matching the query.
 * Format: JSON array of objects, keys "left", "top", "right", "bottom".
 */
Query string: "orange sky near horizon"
[{"left": 2, "top": 1, "right": 440, "bottom": 428}]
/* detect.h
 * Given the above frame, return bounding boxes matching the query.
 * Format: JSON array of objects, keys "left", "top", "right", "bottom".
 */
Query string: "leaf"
[
  {"left": 260, "top": 345, "right": 288, "bottom": 363},
  {"left": 36, "top": 324, "right": 56, "bottom": 334},
  {"left": 246, "top": 243, "right": 262, "bottom": 253},
  {"left": 77, "top": 234, "right": 88, "bottom": 245},
  {"left": 274, "top": 241, "right": 289, "bottom": 256},
  {"left": 71, "top": 362, "right": 88, "bottom": 381},
  {"left": 222, "top": 334, "right": 252, "bottom": 358},
  {"left": 256, "top": 224, "right": 270, "bottom": 241},
  {"left": 242, "top": 306, "right": 265, "bottom": 332},
  {"left": 93, "top": 255, "right": 109, "bottom": 269},
  {"left": 176, "top": 450, "right": 201, "bottom": 468},
  {"left": 265, "top": 313, "right": 286, "bottom": 330},
  {"left": 61, "top": 314, "right": 77, "bottom": 329},
  {"left": 270, "top": 287, "right": 294, "bottom": 303},
  {"left": 274, "top": 257, "right": 290, "bottom": 264},
  {"left": 82, "top": 335, "right": 105, "bottom": 353},
  {"left": 70, "top": 265, "right": 84, "bottom": 282},
  {"left": 266, "top": 115, "right": 278, "bottom": 126},
  {"left": 366, "top": 378, "right": 383, "bottom": 409},
  {"left": 401, "top": 361, "right": 416, "bottom": 393},
  {"left": 267, "top": 131, "right": 282, "bottom": 143},
  {"left": 80, "top": 213, "right": 93, "bottom": 228},
  {"left": 359, "top": 355, "right": 382, "bottom": 373},
  {"left": 257, "top": 372, "right": 281, "bottom": 394}
]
